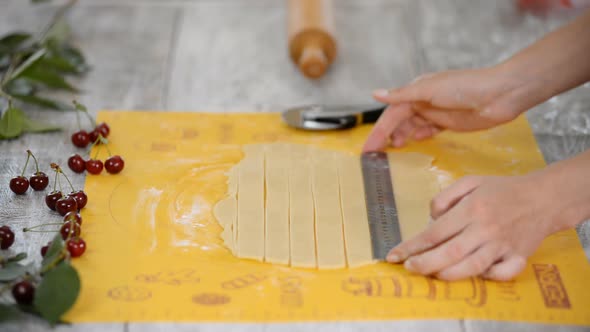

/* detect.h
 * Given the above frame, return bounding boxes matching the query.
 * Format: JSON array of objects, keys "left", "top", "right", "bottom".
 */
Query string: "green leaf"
[
  {"left": 0, "top": 304, "right": 24, "bottom": 322},
  {"left": 22, "top": 116, "right": 61, "bottom": 133},
  {"left": 19, "top": 66, "right": 78, "bottom": 92},
  {"left": 0, "top": 32, "right": 31, "bottom": 55},
  {"left": 41, "top": 234, "right": 64, "bottom": 271},
  {"left": 12, "top": 94, "right": 71, "bottom": 111},
  {"left": 40, "top": 55, "right": 81, "bottom": 74},
  {"left": 46, "top": 41, "right": 89, "bottom": 74},
  {"left": 0, "top": 105, "right": 25, "bottom": 139},
  {"left": 7, "top": 252, "right": 27, "bottom": 263},
  {"left": 0, "top": 262, "right": 29, "bottom": 281},
  {"left": 7, "top": 47, "right": 47, "bottom": 83},
  {"left": 34, "top": 262, "right": 80, "bottom": 325}
]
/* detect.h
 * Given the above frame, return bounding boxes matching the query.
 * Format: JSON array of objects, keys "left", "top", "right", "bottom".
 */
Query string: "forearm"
[
  {"left": 496, "top": 10, "right": 590, "bottom": 112},
  {"left": 537, "top": 149, "right": 590, "bottom": 233}
]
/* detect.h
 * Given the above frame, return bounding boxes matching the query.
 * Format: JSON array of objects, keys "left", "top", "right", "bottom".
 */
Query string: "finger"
[
  {"left": 436, "top": 242, "right": 506, "bottom": 281},
  {"left": 389, "top": 118, "right": 416, "bottom": 147},
  {"left": 403, "top": 221, "right": 489, "bottom": 276},
  {"left": 386, "top": 204, "right": 469, "bottom": 264},
  {"left": 413, "top": 125, "right": 436, "bottom": 140},
  {"left": 409, "top": 114, "right": 430, "bottom": 127},
  {"left": 430, "top": 176, "right": 485, "bottom": 219},
  {"left": 373, "top": 82, "right": 434, "bottom": 105},
  {"left": 482, "top": 255, "right": 527, "bottom": 281},
  {"left": 362, "top": 103, "right": 413, "bottom": 152}
]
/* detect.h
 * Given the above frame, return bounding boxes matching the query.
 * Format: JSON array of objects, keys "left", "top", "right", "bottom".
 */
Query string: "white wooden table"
[{"left": 1, "top": 0, "right": 589, "bottom": 331}]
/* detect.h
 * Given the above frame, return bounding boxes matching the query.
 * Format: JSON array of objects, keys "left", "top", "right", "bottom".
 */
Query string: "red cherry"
[
  {"left": 45, "top": 190, "right": 63, "bottom": 211},
  {"left": 29, "top": 171, "right": 49, "bottom": 191},
  {"left": 41, "top": 244, "right": 49, "bottom": 257},
  {"left": 89, "top": 129, "right": 101, "bottom": 144},
  {"left": 60, "top": 221, "right": 81, "bottom": 240},
  {"left": 0, "top": 226, "right": 15, "bottom": 249},
  {"left": 86, "top": 159, "right": 103, "bottom": 175},
  {"left": 63, "top": 211, "right": 82, "bottom": 225},
  {"left": 96, "top": 122, "right": 110, "bottom": 138},
  {"left": 56, "top": 196, "right": 78, "bottom": 216},
  {"left": 66, "top": 238, "right": 86, "bottom": 257},
  {"left": 71, "top": 130, "right": 90, "bottom": 148},
  {"left": 68, "top": 154, "right": 86, "bottom": 173},
  {"left": 105, "top": 155, "right": 125, "bottom": 174},
  {"left": 69, "top": 190, "right": 88, "bottom": 209},
  {"left": 12, "top": 281, "right": 35, "bottom": 305},
  {"left": 9, "top": 176, "right": 29, "bottom": 195}
]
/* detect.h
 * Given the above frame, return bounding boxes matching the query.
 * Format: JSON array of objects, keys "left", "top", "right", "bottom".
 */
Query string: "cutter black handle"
[{"left": 361, "top": 106, "right": 387, "bottom": 124}]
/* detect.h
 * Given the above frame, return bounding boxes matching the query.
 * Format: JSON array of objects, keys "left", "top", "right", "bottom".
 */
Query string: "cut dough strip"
[
  {"left": 236, "top": 145, "right": 265, "bottom": 260},
  {"left": 310, "top": 150, "right": 346, "bottom": 269},
  {"left": 288, "top": 145, "right": 317, "bottom": 268},
  {"left": 265, "top": 144, "right": 290, "bottom": 264},
  {"left": 337, "top": 153, "right": 374, "bottom": 267}
]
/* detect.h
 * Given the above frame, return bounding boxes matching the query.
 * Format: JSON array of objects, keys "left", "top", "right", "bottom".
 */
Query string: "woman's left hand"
[{"left": 386, "top": 173, "right": 573, "bottom": 281}]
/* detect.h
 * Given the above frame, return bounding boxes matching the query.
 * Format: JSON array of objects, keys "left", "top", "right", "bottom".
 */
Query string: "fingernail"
[
  {"left": 373, "top": 89, "right": 389, "bottom": 98},
  {"left": 404, "top": 259, "right": 416, "bottom": 272},
  {"left": 387, "top": 252, "right": 401, "bottom": 263}
]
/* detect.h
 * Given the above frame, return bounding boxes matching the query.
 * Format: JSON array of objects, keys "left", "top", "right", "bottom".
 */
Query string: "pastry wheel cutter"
[{"left": 281, "top": 104, "right": 386, "bottom": 130}]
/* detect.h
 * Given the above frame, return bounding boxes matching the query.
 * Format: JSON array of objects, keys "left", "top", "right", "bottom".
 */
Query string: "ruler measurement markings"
[{"left": 361, "top": 152, "right": 402, "bottom": 260}]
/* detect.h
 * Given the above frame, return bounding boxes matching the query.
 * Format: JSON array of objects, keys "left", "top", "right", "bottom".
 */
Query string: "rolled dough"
[{"left": 214, "top": 143, "right": 438, "bottom": 269}]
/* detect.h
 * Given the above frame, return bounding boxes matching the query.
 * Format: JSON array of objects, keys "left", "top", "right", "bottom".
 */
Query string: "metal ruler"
[{"left": 361, "top": 152, "right": 401, "bottom": 260}]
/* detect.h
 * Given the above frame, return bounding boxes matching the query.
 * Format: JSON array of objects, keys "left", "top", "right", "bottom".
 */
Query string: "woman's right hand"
[{"left": 363, "top": 67, "right": 534, "bottom": 152}]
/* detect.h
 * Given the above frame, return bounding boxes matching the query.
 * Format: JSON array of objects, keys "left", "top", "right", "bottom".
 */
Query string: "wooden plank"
[
  {"left": 127, "top": 321, "right": 465, "bottom": 332},
  {"left": 465, "top": 320, "right": 590, "bottom": 332}
]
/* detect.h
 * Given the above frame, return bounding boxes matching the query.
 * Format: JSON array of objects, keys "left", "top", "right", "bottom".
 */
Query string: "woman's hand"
[
  {"left": 363, "top": 9, "right": 590, "bottom": 153},
  {"left": 363, "top": 67, "right": 532, "bottom": 152},
  {"left": 386, "top": 158, "right": 590, "bottom": 281}
]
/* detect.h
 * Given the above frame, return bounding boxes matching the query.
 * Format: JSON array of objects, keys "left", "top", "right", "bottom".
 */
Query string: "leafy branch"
[
  {"left": 0, "top": 0, "right": 89, "bottom": 140},
  {"left": 0, "top": 234, "right": 80, "bottom": 325}
]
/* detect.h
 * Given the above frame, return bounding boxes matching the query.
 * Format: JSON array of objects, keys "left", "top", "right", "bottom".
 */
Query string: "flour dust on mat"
[{"left": 213, "top": 143, "right": 439, "bottom": 269}]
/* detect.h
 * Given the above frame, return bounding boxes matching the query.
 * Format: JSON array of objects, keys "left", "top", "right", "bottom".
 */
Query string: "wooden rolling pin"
[{"left": 288, "top": 0, "right": 337, "bottom": 79}]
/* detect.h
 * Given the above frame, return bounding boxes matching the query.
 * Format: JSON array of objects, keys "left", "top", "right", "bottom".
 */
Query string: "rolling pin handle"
[{"left": 298, "top": 44, "right": 328, "bottom": 79}]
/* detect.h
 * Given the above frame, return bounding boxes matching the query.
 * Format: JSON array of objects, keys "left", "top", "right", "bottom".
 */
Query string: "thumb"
[{"left": 430, "top": 176, "right": 485, "bottom": 219}]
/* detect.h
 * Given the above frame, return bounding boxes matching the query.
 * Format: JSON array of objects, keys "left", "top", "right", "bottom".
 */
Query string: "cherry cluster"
[
  {"left": 68, "top": 102, "right": 125, "bottom": 175},
  {"left": 9, "top": 150, "right": 49, "bottom": 195},
  {"left": 71, "top": 122, "right": 110, "bottom": 148},
  {"left": 3, "top": 154, "right": 88, "bottom": 305}
]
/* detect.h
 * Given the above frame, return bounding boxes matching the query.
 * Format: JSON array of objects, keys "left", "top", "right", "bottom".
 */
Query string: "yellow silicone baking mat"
[{"left": 65, "top": 111, "right": 590, "bottom": 325}]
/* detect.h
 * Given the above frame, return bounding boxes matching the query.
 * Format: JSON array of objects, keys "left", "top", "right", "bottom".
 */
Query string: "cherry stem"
[
  {"left": 102, "top": 136, "right": 112, "bottom": 156},
  {"left": 59, "top": 168, "right": 76, "bottom": 192},
  {"left": 85, "top": 112, "right": 95, "bottom": 126},
  {"left": 57, "top": 172, "right": 63, "bottom": 192},
  {"left": 23, "top": 223, "right": 64, "bottom": 232},
  {"left": 93, "top": 139, "right": 103, "bottom": 160},
  {"left": 74, "top": 107, "right": 81, "bottom": 130},
  {"left": 52, "top": 166, "right": 59, "bottom": 191},
  {"left": 21, "top": 151, "right": 31, "bottom": 177},
  {"left": 27, "top": 150, "right": 40, "bottom": 173},
  {"left": 40, "top": 251, "right": 67, "bottom": 274}
]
